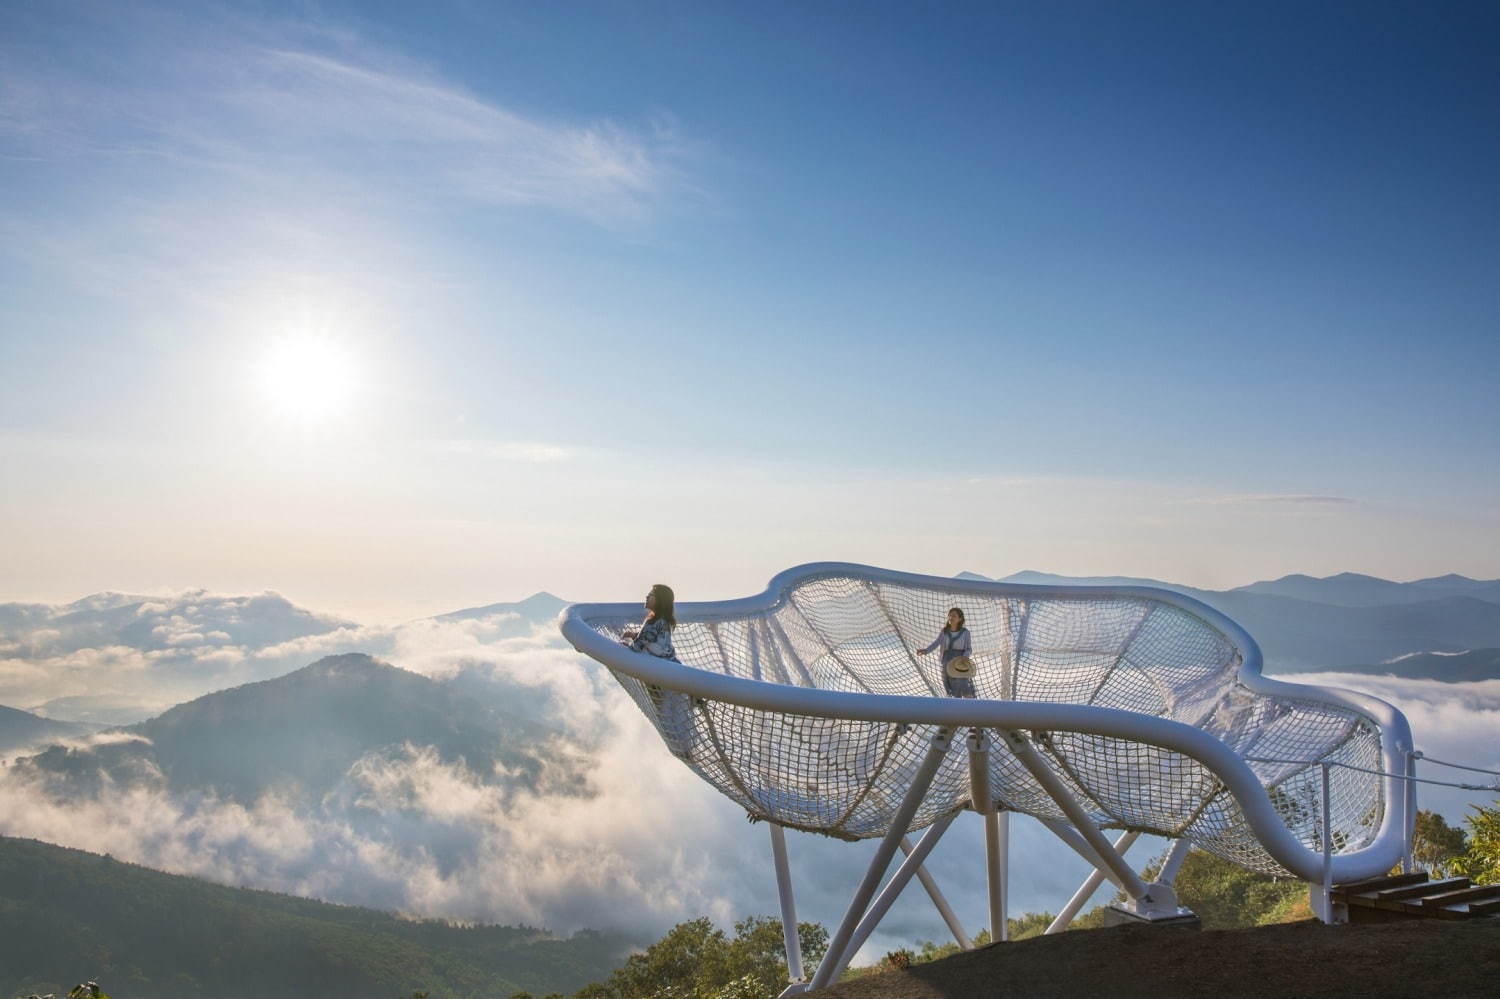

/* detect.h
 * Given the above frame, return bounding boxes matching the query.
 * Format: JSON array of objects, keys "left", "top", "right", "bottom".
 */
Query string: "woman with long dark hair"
[
  {"left": 623, "top": 583, "right": 679, "bottom": 662},
  {"left": 916, "top": 606, "right": 975, "bottom": 697}
]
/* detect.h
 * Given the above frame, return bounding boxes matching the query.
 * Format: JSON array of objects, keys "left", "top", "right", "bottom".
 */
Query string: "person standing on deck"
[{"left": 916, "top": 607, "right": 975, "bottom": 697}]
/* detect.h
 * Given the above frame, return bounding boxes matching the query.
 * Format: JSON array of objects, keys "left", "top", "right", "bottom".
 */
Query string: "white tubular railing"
[{"left": 560, "top": 562, "right": 1415, "bottom": 887}]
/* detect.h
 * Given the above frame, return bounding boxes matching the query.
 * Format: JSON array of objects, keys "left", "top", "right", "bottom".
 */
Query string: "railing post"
[
  {"left": 1404, "top": 751, "right": 1420, "bottom": 873},
  {"left": 1310, "top": 761, "right": 1347, "bottom": 924},
  {"left": 1323, "top": 762, "right": 1332, "bottom": 871}
]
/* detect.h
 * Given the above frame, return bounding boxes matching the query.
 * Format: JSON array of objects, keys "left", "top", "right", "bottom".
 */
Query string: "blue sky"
[{"left": 2, "top": 1, "right": 1498, "bottom": 618}]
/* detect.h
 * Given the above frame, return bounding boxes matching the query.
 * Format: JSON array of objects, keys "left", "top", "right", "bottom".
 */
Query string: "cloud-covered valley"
[
  {"left": 1, "top": 589, "right": 1497, "bottom": 958},
  {"left": 0, "top": 589, "right": 562, "bottom": 724}
]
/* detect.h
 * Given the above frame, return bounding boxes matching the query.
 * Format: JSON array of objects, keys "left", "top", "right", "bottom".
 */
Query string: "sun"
[{"left": 259, "top": 336, "right": 360, "bottom": 422}]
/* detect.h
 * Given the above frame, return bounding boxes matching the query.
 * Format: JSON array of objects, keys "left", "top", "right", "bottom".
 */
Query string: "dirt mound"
[{"left": 819, "top": 918, "right": 1500, "bottom": 998}]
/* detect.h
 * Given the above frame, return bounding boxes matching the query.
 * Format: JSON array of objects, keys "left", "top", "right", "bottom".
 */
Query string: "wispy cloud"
[
  {"left": 1186, "top": 493, "right": 1358, "bottom": 509},
  {"left": 215, "top": 45, "right": 689, "bottom": 225},
  {"left": 0, "top": 1, "right": 699, "bottom": 347},
  {"left": 436, "top": 439, "right": 579, "bottom": 463},
  {"left": 0, "top": 7, "right": 691, "bottom": 227}
]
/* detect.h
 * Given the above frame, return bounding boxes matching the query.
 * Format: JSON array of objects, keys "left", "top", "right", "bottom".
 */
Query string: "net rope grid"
[{"left": 559, "top": 562, "right": 1416, "bottom": 888}]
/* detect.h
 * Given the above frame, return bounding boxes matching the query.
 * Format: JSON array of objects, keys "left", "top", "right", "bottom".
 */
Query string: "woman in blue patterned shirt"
[{"left": 623, "top": 583, "right": 679, "bottom": 662}]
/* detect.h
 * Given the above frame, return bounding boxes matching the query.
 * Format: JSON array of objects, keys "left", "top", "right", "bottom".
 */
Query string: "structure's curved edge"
[{"left": 558, "top": 561, "right": 1413, "bottom": 885}]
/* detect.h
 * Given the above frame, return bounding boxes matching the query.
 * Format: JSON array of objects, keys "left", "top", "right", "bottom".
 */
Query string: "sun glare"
[{"left": 259, "top": 336, "right": 360, "bottom": 422}]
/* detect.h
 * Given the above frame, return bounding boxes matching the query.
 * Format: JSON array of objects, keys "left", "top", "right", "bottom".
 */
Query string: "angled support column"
[
  {"left": 809, "top": 727, "right": 954, "bottom": 991},
  {"left": 1156, "top": 837, "right": 1194, "bottom": 886},
  {"left": 1045, "top": 830, "right": 1139, "bottom": 934},
  {"left": 967, "top": 729, "right": 1008, "bottom": 941},
  {"left": 769, "top": 824, "right": 805, "bottom": 986},
  {"left": 835, "top": 811, "right": 961, "bottom": 980},
  {"left": 1040, "top": 818, "right": 1128, "bottom": 890},
  {"left": 1000, "top": 729, "right": 1151, "bottom": 902},
  {"left": 900, "top": 835, "right": 972, "bottom": 950}
]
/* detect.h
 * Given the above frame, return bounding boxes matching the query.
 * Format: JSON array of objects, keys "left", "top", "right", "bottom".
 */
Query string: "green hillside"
[{"left": 0, "top": 837, "right": 635, "bottom": 999}]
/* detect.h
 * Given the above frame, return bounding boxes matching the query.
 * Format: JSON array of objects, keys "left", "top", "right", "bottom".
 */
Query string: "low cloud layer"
[
  {"left": 0, "top": 609, "right": 1113, "bottom": 955},
  {"left": 1293, "top": 671, "right": 1500, "bottom": 820},
  {"left": 3, "top": 605, "right": 1497, "bottom": 959},
  {"left": 0, "top": 589, "right": 556, "bottom": 723}
]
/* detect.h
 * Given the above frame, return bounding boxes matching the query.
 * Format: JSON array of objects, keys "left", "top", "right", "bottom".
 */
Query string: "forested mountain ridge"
[
  {"left": 13, "top": 653, "right": 574, "bottom": 803},
  {"left": 0, "top": 836, "right": 635, "bottom": 999},
  {"left": 0, "top": 704, "right": 94, "bottom": 756}
]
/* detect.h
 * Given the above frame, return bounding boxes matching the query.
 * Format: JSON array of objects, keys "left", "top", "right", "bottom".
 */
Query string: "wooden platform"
[{"left": 1332, "top": 872, "right": 1500, "bottom": 922}]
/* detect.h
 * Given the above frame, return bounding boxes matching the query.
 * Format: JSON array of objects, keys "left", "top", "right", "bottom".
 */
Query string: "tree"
[
  {"left": 1411, "top": 809, "right": 1470, "bottom": 876},
  {"left": 1453, "top": 801, "right": 1500, "bottom": 885},
  {"left": 604, "top": 918, "right": 724, "bottom": 998},
  {"left": 593, "top": 916, "right": 829, "bottom": 998},
  {"left": 713, "top": 916, "right": 828, "bottom": 995},
  {"left": 1131, "top": 847, "right": 1304, "bottom": 929}
]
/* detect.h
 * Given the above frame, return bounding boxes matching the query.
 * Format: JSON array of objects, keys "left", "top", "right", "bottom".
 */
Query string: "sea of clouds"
[{"left": 1, "top": 593, "right": 1497, "bottom": 960}]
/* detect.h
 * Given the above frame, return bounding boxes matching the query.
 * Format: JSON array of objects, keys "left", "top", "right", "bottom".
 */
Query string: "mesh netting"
[{"left": 583, "top": 571, "right": 1386, "bottom": 877}]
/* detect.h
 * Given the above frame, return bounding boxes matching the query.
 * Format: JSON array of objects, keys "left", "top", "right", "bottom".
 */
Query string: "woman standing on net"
[
  {"left": 917, "top": 606, "right": 975, "bottom": 697},
  {"left": 622, "top": 583, "right": 691, "bottom": 755},
  {"left": 622, "top": 583, "right": 679, "bottom": 662}
]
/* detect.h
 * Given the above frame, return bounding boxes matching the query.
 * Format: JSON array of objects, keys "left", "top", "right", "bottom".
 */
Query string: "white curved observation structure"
[{"left": 560, "top": 563, "right": 1415, "bottom": 991}]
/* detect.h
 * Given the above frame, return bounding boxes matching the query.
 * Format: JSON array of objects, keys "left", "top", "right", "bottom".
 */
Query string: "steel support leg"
[
  {"left": 1001, "top": 729, "right": 1151, "bottom": 902},
  {"left": 809, "top": 727, "right": 954, "bottom": 991},
  {"left": 1040, "top": 817, "right": 1127, "bottom": 890},
  {"left": 994, "top": 810, "right": 1009, "bottom": 941},
  {"left": 967, "top": 729, "right": 1007, "bottom": 942},
  {"left": 1157, "top": 838, "right": 1193, "bottom": 886},
  {"left": 769, "top": 824, "right": 804, "bottom": 985},
  {"left": 900, "top": 835, "right": 973, "bottom": 950},
  {"left": 835, "top": 811, "right": 960, "bottom": 980},
  {"left": 1045, "top": 830, "right": 1139, "bottom": 934}
]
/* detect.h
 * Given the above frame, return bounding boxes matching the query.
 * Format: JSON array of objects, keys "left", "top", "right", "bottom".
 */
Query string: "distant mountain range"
[
  {"left": 956, "top": 569, "right": 1500, "bottom": 673},
  {"left": 1231, "top": 572, "right": 1500, "bottom": 607},
  {"left": 980, "top": 569, "right": 1500, "bottom": 606},
  {"left": 0, "top": 589, "right": 352, "bottom": 658},
  {"left": 432, "top": 591, "right": 569, "bottom": 626},
  {"left": 0, "top": 589, "right": 569, "bottom": 725},
  {"left": 5, "top": 571, "right": 1498, "bottom": 728},
  {"left": 0, "top": 704, "right": 95, "bottom": 756},
  {"left": 0, "top": 835, "right": 634, "bottom": 999},
  {"left": 1328, "top": 649, "right": 1500, "bottom": 684},
  {"left": 16, "top": 654, "right": 574, "bottom": 804}
]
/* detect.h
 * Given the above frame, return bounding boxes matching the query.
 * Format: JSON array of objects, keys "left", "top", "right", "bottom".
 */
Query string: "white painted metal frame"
[
  {"left": 966, "top": 729, "right": 1009, "bottom": 942},
  {"left": 897, "top": 835, "right": 971, "bottom": 950},
  {"left": 560, "top": 562, "right": 1416, "bottom": 984}
]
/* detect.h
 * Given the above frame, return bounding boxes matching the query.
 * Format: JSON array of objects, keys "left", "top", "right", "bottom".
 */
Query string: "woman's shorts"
[{"left": 944, "top": 675, "right": 976, "bottom": 698}]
